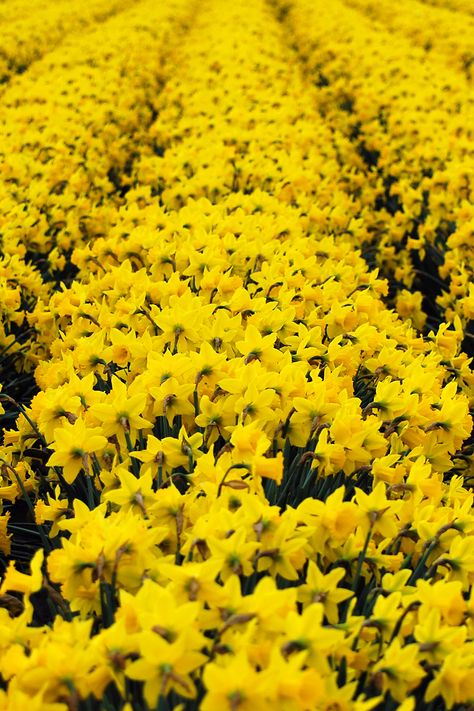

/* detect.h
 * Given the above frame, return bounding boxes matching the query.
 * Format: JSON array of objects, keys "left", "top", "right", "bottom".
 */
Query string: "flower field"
[{"left": 0, "top": 0, "right": 473, "bottom": 708}]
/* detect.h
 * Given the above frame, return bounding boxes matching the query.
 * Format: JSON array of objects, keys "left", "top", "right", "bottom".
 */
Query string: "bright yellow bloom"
[
  {"left": 372, "top": 640, "right": 424, "bottom": 702},
  {"left": 202, "top": 651, "right": 274, "bottom": 711},
  {"left": 47, "top": 417, "right": 107, "bottom": 484},
  {"left": 297, "top": 561, "right": 352, "bottom": 623}
]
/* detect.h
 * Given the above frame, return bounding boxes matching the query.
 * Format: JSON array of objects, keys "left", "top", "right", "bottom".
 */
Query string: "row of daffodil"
[
  {"left": 0, "top": 0, "right": 196, "bottom": 375},
  {"left": 0, "top": 0, "right": 473, "bottom": 709},
  {"left": 342, "top": 0, "right": 474, "bottom": 79},
  {"left": 419, "top": 0, "right": 474, "bottom": 15},
  {"left": 0, "top": 0, "right": 136, "bottom": 86},
  {"left": 281, "top": 0, "right": 474, "bottom": 339}
]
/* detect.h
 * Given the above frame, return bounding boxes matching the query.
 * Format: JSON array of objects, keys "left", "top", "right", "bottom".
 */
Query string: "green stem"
[
  {"left": 352, "top": 525, "right": 373, "bottom": 593},
  {"left": 0, "top": 458, "right": 51, "bottom": 553}
]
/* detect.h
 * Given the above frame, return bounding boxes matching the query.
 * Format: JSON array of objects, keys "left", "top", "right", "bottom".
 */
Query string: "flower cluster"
[
  {"left": 0, "top": 0, "right": 473, "bottom": 710},
  {"left": 424, "top": 0, "right": 474, "bottom": 12},
  {"left": 284, "top": 0, "right": 474, "bottom": 340},
  {"left": 0, "top": 0, "right": 134, "bottom": 86},
  {"left": 344, "top": 0, "right": 474, "bottom": 79},
  {"left": 0, "top": 0, "right": 193, "bottom": 374}
]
